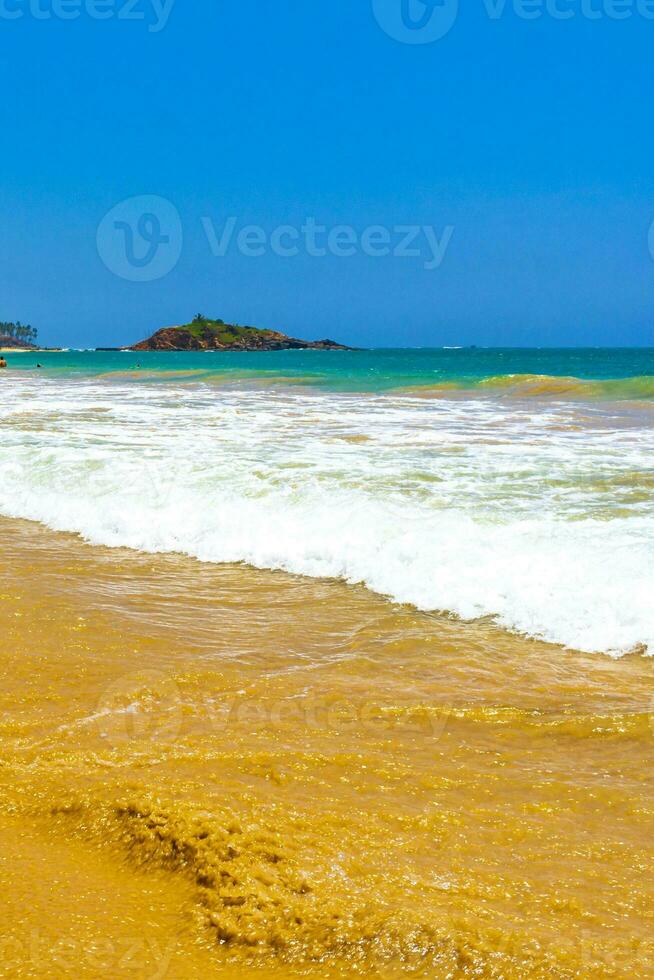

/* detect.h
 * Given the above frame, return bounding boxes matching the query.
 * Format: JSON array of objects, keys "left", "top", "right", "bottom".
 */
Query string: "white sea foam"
[{"left": 1, "top": 374, "right": 653, "bottom": 656}]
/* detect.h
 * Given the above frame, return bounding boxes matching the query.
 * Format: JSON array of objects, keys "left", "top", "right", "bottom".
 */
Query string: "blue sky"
[{"left": 1, "top": 0, "right": 653, "bottom": 348}]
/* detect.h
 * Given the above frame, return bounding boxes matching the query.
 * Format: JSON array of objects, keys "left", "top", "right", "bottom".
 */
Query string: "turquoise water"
[
  {"left": 1, "top": 346, "right": 653, "bottom": 655},
  {"left": 4, "top": 347, "right": 654, "bottom": 394}
]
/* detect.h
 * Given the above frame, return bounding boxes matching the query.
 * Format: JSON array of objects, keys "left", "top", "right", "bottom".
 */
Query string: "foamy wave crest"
[{"left": 1, "top": 375, "right": 653, "bottom": 656}]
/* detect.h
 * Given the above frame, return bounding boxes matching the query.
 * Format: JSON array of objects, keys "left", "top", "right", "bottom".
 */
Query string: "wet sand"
[{"left": 1, "top": 517, "right": 653, "bottom": 977}]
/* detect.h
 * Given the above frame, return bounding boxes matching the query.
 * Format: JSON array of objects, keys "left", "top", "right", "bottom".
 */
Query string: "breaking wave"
[{"left": 0, "top": 373, "right": 653, "bottom": 656}]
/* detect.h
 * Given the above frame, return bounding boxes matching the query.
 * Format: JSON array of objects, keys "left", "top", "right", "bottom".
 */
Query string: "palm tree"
[{"left": 0, "top": 321, "right": 38, "bottom": 344}]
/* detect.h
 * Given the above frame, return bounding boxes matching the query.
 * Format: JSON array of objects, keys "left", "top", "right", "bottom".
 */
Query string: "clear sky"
[{"left": 1, "top": 0, "right": 653, "bottom": 349}]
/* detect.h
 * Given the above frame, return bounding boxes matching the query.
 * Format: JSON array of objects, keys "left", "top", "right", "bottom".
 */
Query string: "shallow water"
[
  {"left": 1, "top": 357, "right": 653, "bottom": 654},
  {"left": 1, "top": 518, "right": 653, "bottom": 977},
  {"left": 5, "top": 346, "right": 654, "bottom": 393}
]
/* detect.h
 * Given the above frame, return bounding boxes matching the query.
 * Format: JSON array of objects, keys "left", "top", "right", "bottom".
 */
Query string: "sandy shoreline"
[{"left": 1, "top": 514, "right": 653, "bottom": 977}]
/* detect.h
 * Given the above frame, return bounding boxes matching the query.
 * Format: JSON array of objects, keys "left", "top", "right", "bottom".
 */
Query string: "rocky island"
[{"left": 128, "top": 316, "right": 354, "bottom": 352}]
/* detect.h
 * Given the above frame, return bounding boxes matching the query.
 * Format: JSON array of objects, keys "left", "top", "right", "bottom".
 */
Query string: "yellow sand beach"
[{"left": 1, "top": 516, "right": 653, "bottom": 978}]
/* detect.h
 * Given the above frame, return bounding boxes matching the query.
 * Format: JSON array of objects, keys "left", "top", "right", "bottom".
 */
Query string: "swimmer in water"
[{"left": 0, "top": 357, "right": 7, "bottom": 369}]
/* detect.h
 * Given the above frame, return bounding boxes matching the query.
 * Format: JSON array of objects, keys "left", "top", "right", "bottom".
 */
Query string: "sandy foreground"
[{"left": 0, "top": 516, "right": 653, "bottom": 978}]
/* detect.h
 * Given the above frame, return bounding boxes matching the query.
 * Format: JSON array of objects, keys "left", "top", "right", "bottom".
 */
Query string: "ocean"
[{"left": 1, "top": 347, "right": 653, "bottom": 656}]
